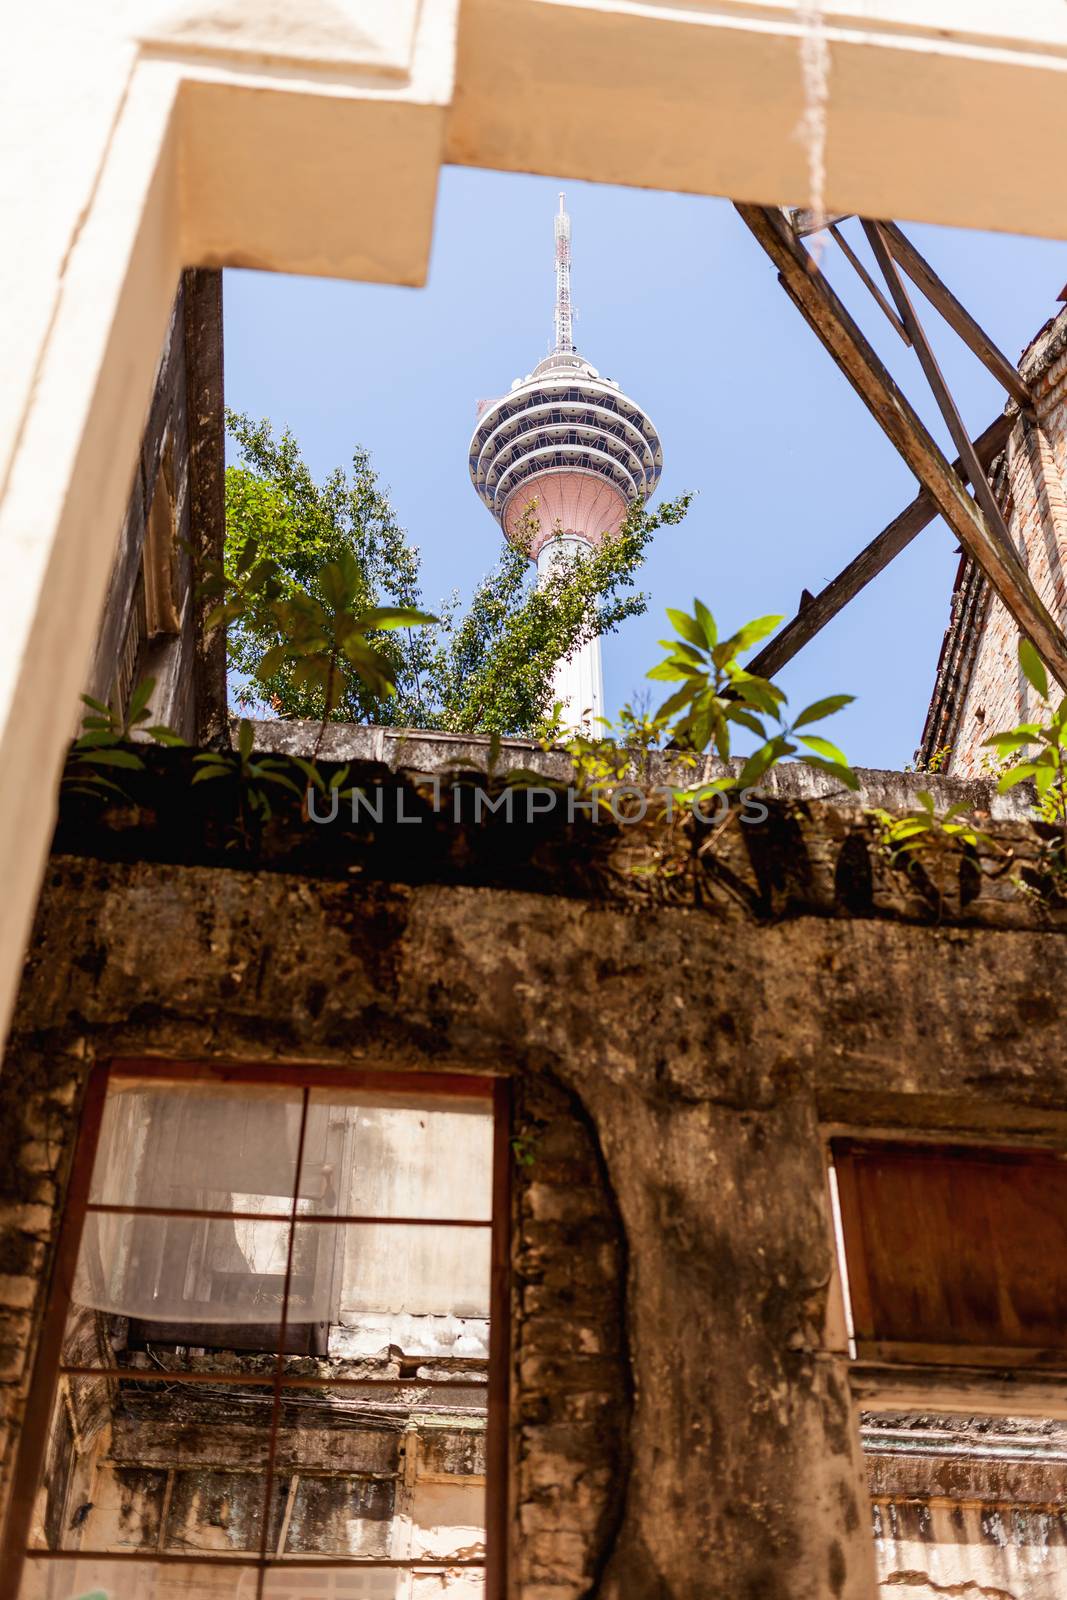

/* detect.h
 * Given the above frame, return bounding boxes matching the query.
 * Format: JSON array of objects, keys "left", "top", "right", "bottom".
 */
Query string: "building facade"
[{"left": 1, "top": 283, "right": 1067, "bottom": 1597}]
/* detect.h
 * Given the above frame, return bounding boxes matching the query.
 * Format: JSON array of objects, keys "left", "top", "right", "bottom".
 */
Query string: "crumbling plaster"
[{"left": 5, "top": 752, "right": 1067, "bottom": 1595}]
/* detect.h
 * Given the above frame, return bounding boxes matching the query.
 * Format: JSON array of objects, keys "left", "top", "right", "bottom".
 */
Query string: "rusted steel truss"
[{"left": 735, "top": 204, "right": 1067, "bottom": 693}]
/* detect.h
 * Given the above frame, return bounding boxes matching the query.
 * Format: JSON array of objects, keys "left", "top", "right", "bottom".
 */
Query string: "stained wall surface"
[{"left": 2, "top": 753, "right": 1067, "bottom": 1595}]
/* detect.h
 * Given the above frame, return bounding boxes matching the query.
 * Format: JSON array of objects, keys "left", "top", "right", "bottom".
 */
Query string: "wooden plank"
[
  {"left": 0, "top": 1064, "right": 111, "bottom": 1589},
  {"left": 856, "top": 1339, "right": 1067, "bottom": 1370},
  {"left": 880, "top": 220, "right": 1032, "bottom": 409},
  {"left": 829, "top": 224, "right": 910, "bottom": 345},
  {"left": 862, "top": 219, "right": 1021, "bottom": 566},
  {"left": 735, "top": 203, "right": 1067, "bottom": 693},
  {"left": 107, "top": 1056, "right": 495, "bottom": 1101},
  {"left": 850, "top": 1362, "right": 1067, "bottom": 1421},
  {"left": 832, "top": 1139, "right": 1067, "bottom": 1358},
  {"left": 486, "top": 1078, "right": 513, "bottom": 1600},
  {"left": 748, "top": 412, "right": 1011, "bottom": 680}
]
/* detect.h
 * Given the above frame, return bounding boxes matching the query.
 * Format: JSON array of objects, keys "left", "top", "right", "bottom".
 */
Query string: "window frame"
[
  {"left": 825, "top": 1125, "right": 1067, "bottom": 1424},
  {"left": 2, "top": 1056, "right": 512, "bottom": 1599}
]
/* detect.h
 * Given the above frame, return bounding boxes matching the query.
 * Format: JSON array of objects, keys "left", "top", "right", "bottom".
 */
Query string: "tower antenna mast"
[{"left": 554, "top": 193, "right": 575, "bottom": 354}]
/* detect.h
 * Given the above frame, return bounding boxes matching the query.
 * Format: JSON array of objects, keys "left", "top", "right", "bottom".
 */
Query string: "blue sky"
[{"left": 223, "top": 166, "right": 1067, "bottom": 769}]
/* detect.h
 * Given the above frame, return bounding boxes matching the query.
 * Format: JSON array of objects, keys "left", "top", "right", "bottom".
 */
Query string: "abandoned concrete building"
[{"left": 4, "top": 221, "right": 1067, "bottom": 1600}]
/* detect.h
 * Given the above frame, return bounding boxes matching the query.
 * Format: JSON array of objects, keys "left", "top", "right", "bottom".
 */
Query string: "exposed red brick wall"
[{"left": 944, "top": 314, "right": 1067, "bottom": 776}]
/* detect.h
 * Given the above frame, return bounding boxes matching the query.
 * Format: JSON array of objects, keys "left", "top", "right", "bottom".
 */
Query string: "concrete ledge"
[{"left": 245, "top": 718, "right": 1036, "bottom": 822}]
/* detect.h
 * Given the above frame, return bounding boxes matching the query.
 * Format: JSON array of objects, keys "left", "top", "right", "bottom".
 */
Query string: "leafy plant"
[
  {"left": 983, "top": 636, "right": 1067, "bottom": 888},
  {"left": 867, "top": 789, "right": 1010, "bottom": 917},
  {"left": 201, "top": 540, "right": 436, "bottom": 758},
  {"left": 63, "top": 678, "right": 183, "bottom": 799},
  {"left": 906, "top": 743, "right": 952, "bottom": 775},
  {"left": 868, "top": 790, "right": 996, "bottom": 865},
  {"left": 648, "top": 603, "right": 857, "bottom": 795},
  {"left": 192, "top": 718, "right": 321, "bottom": 826}
]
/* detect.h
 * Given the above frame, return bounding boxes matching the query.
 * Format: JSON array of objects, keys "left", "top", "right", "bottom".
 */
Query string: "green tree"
[{"left": 224, "top": 410, "right": 690, "bottom": 736}]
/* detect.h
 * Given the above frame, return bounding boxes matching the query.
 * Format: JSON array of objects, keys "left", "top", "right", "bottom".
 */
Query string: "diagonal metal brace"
[{"left": 735, "top": 202, "right": 1067, "bottom": 693}]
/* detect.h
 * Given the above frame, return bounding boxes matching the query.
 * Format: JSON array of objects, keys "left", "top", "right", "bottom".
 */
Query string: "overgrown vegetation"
[
  {"left": 223, "top": 411, "right": 690, "bottom": 737},
  {"left": 984, "top": 637, "right": 1067, "bottom": 896}
]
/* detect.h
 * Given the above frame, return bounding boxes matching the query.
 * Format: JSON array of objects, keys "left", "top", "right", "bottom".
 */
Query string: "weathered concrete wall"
[
  {"left": 866, "top": 1415, "right": 1067, "bottom": 1599},
  {"left": 4, "top": 755, "right": 1067, "bottom": 1596},
  {"left": 84, "top": 268, "right": 226, "bottom": 746}
]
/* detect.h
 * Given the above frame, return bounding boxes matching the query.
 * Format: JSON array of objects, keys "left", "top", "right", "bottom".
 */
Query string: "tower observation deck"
[{"left": 469, "top": 196, "right": 663, "bottom": 729}]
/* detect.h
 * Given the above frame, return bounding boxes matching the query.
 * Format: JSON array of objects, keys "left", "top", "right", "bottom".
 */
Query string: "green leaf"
[
  {"left": 797, "top": 733, "right": 850, "bottom": 767},
  {"left": 737, "top": 740, "right": 781, "bottom": 790},
  {"left": 236, "top": 536, "right": 259, "bottom": 575},
  {"left": 727, "top": 708, "right": 767, "bottom": 739},
  {"left": 237, "top": 719, "right": 255, "bottom": 761},
  {"left": 246, "top": 558, "right": 279, "bottom": 594},
  {"left": 291, "top": 657, "right": 330, "bottom": 694},
  {"left": 288, "top": 756, "right": 326, "bottom": 792},
  {"left": 317, "top": 550, "right": 361, "bottom": 611},
  {"left": 997, "top": 763, "right": 1039, "bottom": 791},
  {"left": 80, "top": 748, "right": 145, "bottom": 770},
  {"left": 191, "top": 765, "right": 232, "bottom": 784},
  {"left": 663, "top": 639, "right": 705, "bottom": 665},
  {"left": 647, "top": 660, "right": 699, "bottom": 682},
  {"left": 251, "top": 769, "right": 304, "bottom": 796},
  {"left": 146, "top": 726, "right": 186, "bottom": 747},
  {"left": 360, "top": 606, "right": 439, "bottom": 632},
  {"left": 693, "top": 599, "right": 717, "bottom": 649},
  {"left": 665, "top": 607, "right": 705, "bottom": 649},
  {"left": 256, "top": 643, "right": 290, "bottom": 681},
  {"left": 791, "top": 694, "right": 855, "bottom": 730},
  {"left": 654, "top": 683, "right": 698, "bottom": 722},
  {"left": 732, "top": 680, "right": 782, "bottom": 719},
  {"left": 981, "top": 729, "right": 1038, "bottom": 755},
  {"left": 888, "top": 818, "right": 932, "bottom": 841},
  {"left": 717, "top": 616, "right": 783, "bottom": 663},
  {"left": 1019, "top": 637, "right": 1049, "bottom": 700},
  {"left": 126, "top": 678, "right": 156, "bottom": 724}
]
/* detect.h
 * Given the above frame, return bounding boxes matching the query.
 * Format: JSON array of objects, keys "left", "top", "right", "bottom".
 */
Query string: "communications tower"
[{"left": 469, "top": 196, "right": 663, "bottom": 730}]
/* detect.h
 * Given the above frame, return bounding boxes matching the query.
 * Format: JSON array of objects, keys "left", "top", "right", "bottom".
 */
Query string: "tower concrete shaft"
[{"left": 469, "top": 198, "right": 663, "bottom": 730}]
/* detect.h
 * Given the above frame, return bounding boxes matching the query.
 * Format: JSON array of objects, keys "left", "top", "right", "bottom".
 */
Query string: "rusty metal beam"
[
  {"left": 748, "top": 413, "right": 1011, "bottom": 681},
  {"left": 879, "top": 221, "right": 1032, "bottom": 409},
  {"left": 735, "top": 202, "right": 1067, "bottom": 693}
]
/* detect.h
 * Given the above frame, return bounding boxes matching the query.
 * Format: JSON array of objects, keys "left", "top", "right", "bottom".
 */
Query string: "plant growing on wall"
[
  {"left": 223, "top": 411, "right": 691, "bottom": 736},
  {"left": 63, "top": 678, "right": 184, "bottom": 798},
  {"left": 984, "top": 636, "right": 1067, "bottom": 893},
  {"left": 649, "top": 603, "right": 858, "bottom": 794}
]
